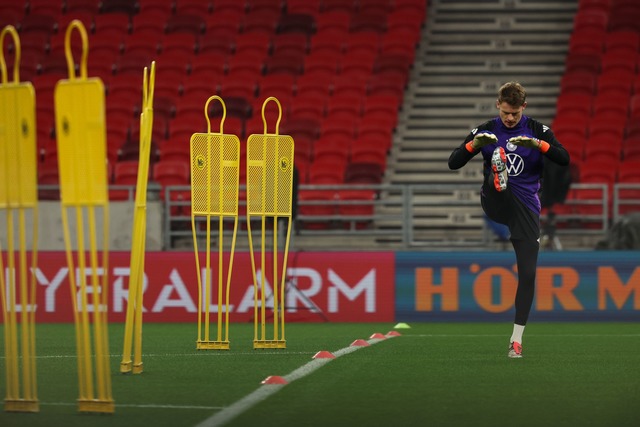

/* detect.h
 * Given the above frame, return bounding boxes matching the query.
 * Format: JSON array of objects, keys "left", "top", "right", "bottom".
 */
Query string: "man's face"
[{"left": 496, "top": 101, "right": 526, "bottom": 128}]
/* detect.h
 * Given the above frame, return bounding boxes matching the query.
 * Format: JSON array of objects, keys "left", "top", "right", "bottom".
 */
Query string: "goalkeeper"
[{"left": 448, "top": 82, "right": 570, "bottom": 358}]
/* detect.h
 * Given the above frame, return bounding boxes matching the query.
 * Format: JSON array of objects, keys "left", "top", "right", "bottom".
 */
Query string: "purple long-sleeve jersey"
[{"left": 448, "top": 115, "right": 570, "bottom": 215}]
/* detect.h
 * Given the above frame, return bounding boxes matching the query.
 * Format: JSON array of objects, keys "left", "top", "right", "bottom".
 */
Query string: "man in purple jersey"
[{"left": 448, "top": 82, "right": 570, "bottom": 358}]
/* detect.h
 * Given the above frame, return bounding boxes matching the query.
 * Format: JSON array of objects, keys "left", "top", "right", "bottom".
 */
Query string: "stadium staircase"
[{"left": 376, "top": 0, "right": 580, "bottom": 247}]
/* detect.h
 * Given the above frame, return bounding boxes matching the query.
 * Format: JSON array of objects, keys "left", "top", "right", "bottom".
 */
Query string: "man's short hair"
[{"left": 498, "top": 81, "right": 527, "bottom": 107}]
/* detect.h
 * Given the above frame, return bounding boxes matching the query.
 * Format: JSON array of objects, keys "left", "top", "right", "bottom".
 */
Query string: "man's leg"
[{"left": 508, "top": 237, "right": 540, "bottom": 358}]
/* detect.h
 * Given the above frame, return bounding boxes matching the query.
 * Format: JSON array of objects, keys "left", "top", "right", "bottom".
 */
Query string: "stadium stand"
[{"left": 10, "top": 0, "right": 638, "bottom": 250}]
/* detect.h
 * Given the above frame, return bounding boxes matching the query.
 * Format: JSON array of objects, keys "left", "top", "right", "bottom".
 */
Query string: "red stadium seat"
[
  {"left": 312, "top": 136, "right": 350, "bottom": 165},
  {"left": 153, "top": 160, "right": 190, "bottom": 201},
  {"left": 110, "top": 161, "right": 140, "bottom": 200},
  {"left": 297, "top": 189, "right": 338, "bottom": 230},
  {"left": 337, "top": 189, "right": 377, "bottom": 229}
]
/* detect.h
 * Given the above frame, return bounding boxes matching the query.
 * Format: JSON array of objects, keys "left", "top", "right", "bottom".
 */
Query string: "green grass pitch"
[{"left": 1, "top": 322, "right": 639, "bottom": 427}]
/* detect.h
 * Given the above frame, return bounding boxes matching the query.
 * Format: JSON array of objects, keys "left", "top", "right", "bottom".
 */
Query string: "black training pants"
[{"left": 481, "top": 181, "right": 540, "bottom": 326}]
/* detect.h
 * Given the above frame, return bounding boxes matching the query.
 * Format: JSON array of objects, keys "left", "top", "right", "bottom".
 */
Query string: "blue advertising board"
[{"left": 396, "top": 251, "right": 640, "bottom": 321}]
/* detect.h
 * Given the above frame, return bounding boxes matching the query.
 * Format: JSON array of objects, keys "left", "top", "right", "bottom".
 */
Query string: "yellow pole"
[
  {"left": 191, "top": 96, "right": 239, "bottom": 350},
  {"left": 121, "top": 61, "right": 155, "bottom": 374},
  {"left": 55, "top": 19, "right": 113, "bottom": 413},
  {"left": 247, "top": 97, "right": 292, "bottom": 349},
  {"left": 1, "top": 24, "right": 40, "bottom": 412}
]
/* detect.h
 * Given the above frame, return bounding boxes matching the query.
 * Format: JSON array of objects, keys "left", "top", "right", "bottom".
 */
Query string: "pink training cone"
[
  {"left": 386, "top": 331, "right": 402, "bottom": 337},
  {"left": 369, "top": 333, "right": 386, "bottom": 339},
  {"left": 313, "top": 351, "right": 336, "bottom": 359},
  {"left": 350, "top": 339, "right": 370, "bottom": 347},
  {"left": 261, "top": 376, "right": 288, "bottom": 385}
]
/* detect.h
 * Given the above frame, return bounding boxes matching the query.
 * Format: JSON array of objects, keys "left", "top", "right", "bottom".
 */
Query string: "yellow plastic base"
[
  {"left": 120, "top": 361, "right": 132, "bottom": 374},
  {"left": 4, "top": 398, "right": 39, "bottom": 413},
  {"left": 132, "top": 362, "right": 143, "bottom": 374},
  {"left": 197, "top": 340, "right": 230, "bottom": 350},
  {"left": 254, "top": 340, "right": 286, "bottom": 349},
  {"left": 77, "top": 399, "right": 115, "bottom": 414}
]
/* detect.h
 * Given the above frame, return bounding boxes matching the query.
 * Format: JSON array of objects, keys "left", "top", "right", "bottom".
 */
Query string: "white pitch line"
[
  {"left": 194, "top": 337, "right": 389, "bottom": 427},
  {"left": 40, "top": 401, "right": 224, "bottom": 410},
  {"left": 406, "top": 334, "right": 640, "bottom": 338},
  {"left": 0, "top": 351, "right": 316, "bottom": 360}
]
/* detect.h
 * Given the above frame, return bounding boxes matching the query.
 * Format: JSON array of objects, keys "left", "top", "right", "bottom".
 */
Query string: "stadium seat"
[
  {"left": 286, "top": 0, "right": 321, "bottom": 16},
  {"left": 574, "top": 158, "right": 617, "bottom": 216},
  {"left": 628, "top": 94, "right": 640, "bottom": 119},
  {"left": 258, "top": 73, "right": 296, "bottom": 99},
  {"left": 321, "top": 117, "right": 356, "bottom": 139},
  {"left": 591, "top": 93, "right": 630, "bottom": 118},
  {"left": 93, "top": 13, "right": 130, "bottom": 36},
  {"left": 122, "top": 32, "right": 160, "bottom": 56},
  {"left": 358, "top": 115, "right": 394, "bottom": 148},
  {"left": 568, "top": 28, "right": 606, "bottom": 55},
  {"left": 577, "top": 0, "right": 611, "bottom": 14},
  {"left": 584, "top": 137, "right": 622, "bottom": 163},
  {"left": 153, "top": 160, "right": 190, "bottom": 201},
  {"left": 363, "top": 94, "right": 401, "bottom": 126},
  {"left": 615, "top": 158, "right": 640, "bottom": 215},
  {"left": 110, "top": 160, "right": 140, "bottom": 200},
  {"left": 368, "top": 71, "right": 407, "bottom": 98},
  {"left": 159, "top": 137, "right": 191, "bottom": 163},
  {"left": 595, "top": 69, "right": 634, "bottom": 96},
  {"left": 309, "top": 29, "right": 346, "bottom": 54},
  {"left": 617, "top": 159, "right": 640, "bottom": 182},
  {"left": 339, "top": 53, "right": 376, "bottom": 81},
  {"left": 308, "top": 158, "right": 346, "bottom": 184},
  {"left": 573, "top": 9, "right": 609, "bottom": 32},
  {"left": 315, "top": 11, "right": 351, "bottom": 34},
  {"left": 264, "top": 52, "right": 305, "bottom": 76},
  {"left": 386, "top": 8, "right": 424, "bottom": 34},
  {"left": 100, "top": 0, "right": 138, "bottom": 14},
  {"left": 295, "top": 71, "right": 334, "bottom": 97},
  {"left": 211, "top": 0, "right": 246, "bottom": 14},
  {"left": 552, "top": 114, "right": 590, "bottom": 141},
  {"left": 165, "top": 14, "right": 206, "bottom": 37},
  {"left": 304, "top": 51, "right": 340, "bottom": 74},
  {"left": 604, "top": 29, "right": 640, "bottom": 54},
  {"left": 175, "top": 0, "right": 212, "bottom": 15},
  {"left": 622, "top": 136, "right": 640, "bottom": 161},
  {"left": 277, "top": 13, "right": 316, "bottom": 35},
  {"left": 332, "top": 74, "right": 369, "bottom": 98},
  {"left": 555, "top": 93, "right": 594, "bottom": 117},
  {"left": 381, "top": 27, "right": 419, "bottom": 59},
  {"left": 336, "top": 189, "right": 377, "bottom": 230},
  {"left": 234, "top": 32, "right": 272, "bottom": 57},
  {"left": 564, "top": 51, "right": 602, "bottom": 74},
  {"left": 343, "top": 162, "right": 383, "bottom": 184},
  {"left": 38, "top": 161, "right": 60, "bottom": 200},
  {"left": 272, "top": 33, "right": 309, "bottom": 57},
  {"left": 599, "top": 51, "right": 638, "bottom": 74},
  {"left": 326, "top": 94, "right": 363, "bottom": 120},
  {"left": 131, "top": 11, "right": 167, "bottom": 37},
  {"left": 188, "top": 52, "right": 228, "bottom": 76},
  {"left": 219, "top": 73, "right": 259, "bottom": 100},
  {"left": 312, "top": 136, "right": 350, "bottom": 165},
  {"left": 289, "top": 93, "right": 327, "bottom": 121},
  {"left": 245, "top": 0, "right": 282, "bottom": 16},
  {"left": 226, "top": 51, "right": 265, "bottom": 79},
  {"left": 282, "top": 118, "right": 321, "bottom": 142},
  {"left": 241, "top": 10, "right": 279, "bottom": 35},
  {"left": 297, "top": 189, "right": 338, "bottom": 230}
]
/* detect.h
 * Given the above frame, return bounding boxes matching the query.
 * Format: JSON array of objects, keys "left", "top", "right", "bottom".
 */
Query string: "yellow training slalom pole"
[
  {"left": 54, "top": 20, "right": 113, "bottom": 414},
  {"left": 0, "top": 24, "right": 39, "bottom": 413},
  {"left": 246, "top": 97, "right": 294, "bottom": 350},
  {"left": 190, "top": 96, "right": 240, "bottom": 350},
  {"left": 121, "top": 61, "right": 155, "bottom": 374}
]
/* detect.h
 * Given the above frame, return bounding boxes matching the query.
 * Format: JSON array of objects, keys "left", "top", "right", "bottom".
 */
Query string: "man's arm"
[{"left": 448, "top": 127, "right": 496, "bottom": 170}]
